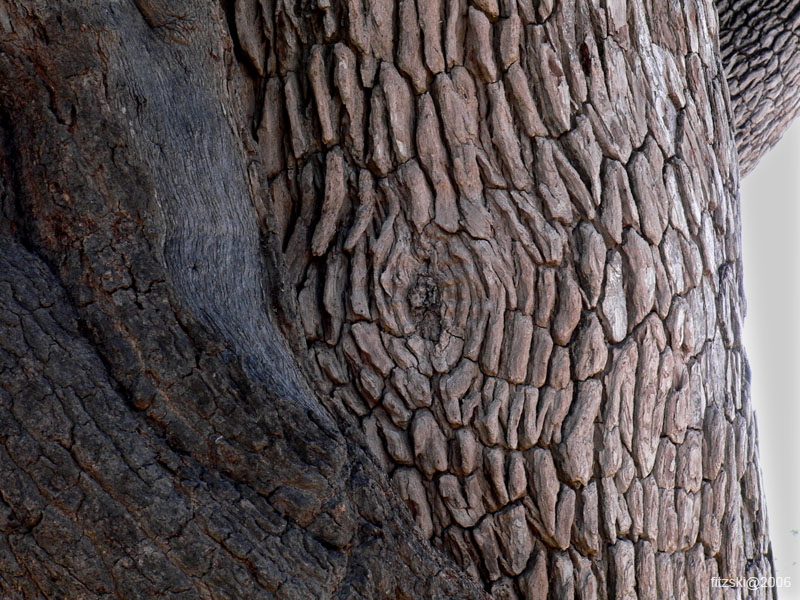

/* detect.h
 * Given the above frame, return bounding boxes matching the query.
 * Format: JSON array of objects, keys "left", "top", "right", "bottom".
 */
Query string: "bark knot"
[{"left": 409, "top": 274, "right": 441, "bottom": 340}]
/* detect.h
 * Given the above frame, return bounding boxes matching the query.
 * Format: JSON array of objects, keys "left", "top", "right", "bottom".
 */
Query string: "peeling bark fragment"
[
  {"left": 439, "top": 474, "right": 485, "bottom": 527},
  {"left": 484, "top": 445, "right": 510, "bottom": 506},
  {"left": 377, "top": 410, "right": 414, "bottom": 465},
  {"left": 556, "top": 379, "right": 602, "bottom": 486},
  {"left": 534, "top": 268, "right": 556, "bottom": 327},
  {"left": 472, "top": 0, "right": 499, "bottom": 19},
  {"left": 564, "top": 116, "right": 604, "bottom": 207},
  {"left": 621, "top": 229, "right": 656, "bottom": 331},
  {"left": 599, "top": 250, "right": 628, "bottom": 343},
  {"left": 397, "top": 0, "right": 428, "bottom": 93},
  {"left": 517, "top": 549, "right": 548, "bottom": 599},
  {"left": 553, "top": 142, "right": 595, "bottom": 220},
  {"left": 472, "top": 515, "right": 502, "bottom": 582},
  {"left": 527, "top": 326, "right": 553, "bottom": 388},
  {"left": 311, "top": 149, "right": 346, "bottom": 256},
  {"left": 653, "top": 437, "right": 677, "bottom": 489},
  {"left": 235, "top": 0, "right": 266, "bottom": 75},
  {"left": 441, "top": 359, "right": 480, "bottom": 425},
  {"left": 611, "top": 539, "right": 636, "bottom": 600},
  {"left": 395, "top": 367, "right": 434, "bottom": 408},
  {"left": 574, "top": 481, "right": 601, "bottom": 555},
  {"left": 599, "top": 426, "right": 623, "bottom": 478},
  {"left": 632, "top": 325, "right": 664, "bottom": 478},
  {"left": 534, "top": 42, "right": 572, "bottom": 134},
  {"left": 467, "top": 7, "right": 498, "bottom": 82},
  {"left": 500, "top": 312, "right": 533, "bottom": 384},
  {"left": 627, "top": 477, "right": 645, "bottom": 540},
  {"left": 393, "top": 468, "right": 435, "bottom": 538},
  {"left": 508, "top": 451, "right": 527, "bottom": 500},
  {"left": 323, "top": 251, "right": 347, "bottom": 344},
  {"left": 284, "top": 72, "right": 312, "bottom": 158},
  {"left": 419, "top": 0, "right": 446, "bottom": 73},
  {"left": 552, "top": 271, "right": 582, "bottom": 345},
  {"left": 600, "top": 160, "right": 634, "bottom": 243},
  {"left": 543, "top": 383, "right": 574, "bottom": 446},
  {"left": 308, "top": 46, "right": 337, "bottom": 146},
  {"left": 368, "top": 86, "right": 393, "bottom": 175},
  {"left": 548, "top": 485, "right": 573, "bottom": 550},
  {"left": 416, "top": 93, "right": 460, "bottom": 232},
  {"left": 258, "top": 78, "right": 285, "bottom": 177},
  {"left": 495, "top": 504, "right": 533, "bottom": 576},
  {"left": 677, "top": 490, "right": 701, "bottom": 551},
  {"left": 333, "top": 43, "right": 366, "bottom": 162},
  {"left": 535, "top": 138, "right": 575, "bottom": 224},
  {"left": 350, "top": 322, "right": 394, "bottom": 377},
  {"left": 548, "top": 345, "right": 571, "bottom": 390},
  {"left": 452, "top": 427, "right": 481, "bottom": 476},
  {"left": 400, "top": 160, "right": 434, "bottom": 232},
  {"left": 702, "top": 407, "right": 726, "bottom": 481},
  {"left": 642, "top": 476, "right": 660, "bottom": 542},
  {"left": 635, "top": 540, "right": 657, "bottom": 600},
  {"left": 505, "top": 63, "right": 548, "bottom": 139},
  {"left": 364, "top": 412, "right": 392, "bottom": 469},
  {"left": 551, "top": 552, "right": 574, "bottom": 598},
  {"left": 572, "top": 314, "right": 607, "bottom": 381},
  {"left": 411, "top": 409, "right": 449, "bottom": 477},
  {"left": 628, "top": 148, "right": 666, "bottom": 246},
  {"left": 676, "top": 430, "right": 703, "bottom": 494},
  {"left": 488, "top": 81, "right": 528, "bottom": 188},
  {"left": 499, "top": 14, "right": 521, "bottom": 70},
  {"left": 518, "top": 387, "right": 541, "bottom": 450},
  {"left": 380, "top": 63, "right": 416, "bottom": 163},
  {"left": 576, "top": 222, "right": 606, "bottom": 308},
  {"left": 651, "top": 245, "right": 673, "bottom": 319},
  {"left": 606, "top": 340, "right": 638, "bottom": 451},
  {"left": 658, "top": 489, "right": 679, "bottom": 553},
  {"left": 366, "top": 0, "right": 395, "bottom": 63},
  {"left": 445, "top": 0, "right": 468, "bottom": 69}
]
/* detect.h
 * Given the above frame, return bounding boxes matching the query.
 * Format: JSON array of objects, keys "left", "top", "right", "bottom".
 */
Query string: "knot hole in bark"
[{"left": 408, "top": 275, "right": 441, "bottom": 340}]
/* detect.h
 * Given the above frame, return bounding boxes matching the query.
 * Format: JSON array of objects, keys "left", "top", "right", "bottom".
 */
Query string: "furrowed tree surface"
[
  {"left": 0, "top": 0, "right": 795, "bottom": 598},
  {"left": 718, "top": 0, "right": 800, "bottom": 175}
]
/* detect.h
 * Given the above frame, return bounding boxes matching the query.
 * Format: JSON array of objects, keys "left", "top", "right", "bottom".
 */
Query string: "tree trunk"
[
  {"left": 718, "top": 0, "right": 800, "bottom": 175},
  {"left": 0, "top": 0, "right": 784, "bottom": 598}
]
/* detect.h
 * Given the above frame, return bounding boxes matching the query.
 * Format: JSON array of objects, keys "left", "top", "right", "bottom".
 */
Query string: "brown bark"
[
  {"left": 718, "top": 0, "right": 800, "bottom": 174},
  {"left": 0, "top": 0, "right": 786, "bottom": 598}
]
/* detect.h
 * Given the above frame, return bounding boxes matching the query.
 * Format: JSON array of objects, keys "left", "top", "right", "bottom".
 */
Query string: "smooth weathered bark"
[{"left": 0, "top": 0, "right": 789, "bottom": 598}]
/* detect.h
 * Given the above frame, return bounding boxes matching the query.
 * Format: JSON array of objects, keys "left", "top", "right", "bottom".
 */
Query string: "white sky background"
[{"left": 741, "top": 119, "right": 800, "bottom": 597}]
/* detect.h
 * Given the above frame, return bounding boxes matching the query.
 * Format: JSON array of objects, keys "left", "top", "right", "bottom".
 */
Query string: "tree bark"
[
  {"left": 718, "top": 0, "right": 800, "bottom": 175},
  {"left": 0, "top": 0, "right": 785, "bottom": 598}
]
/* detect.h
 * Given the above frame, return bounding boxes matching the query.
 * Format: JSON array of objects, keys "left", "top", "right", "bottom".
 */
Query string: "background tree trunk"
[
  {"left": 0, "top": 0, "right": 787, "bottom": 597},
  {"left": 718, "top": 0, "right": 800, "bottom": 175}
]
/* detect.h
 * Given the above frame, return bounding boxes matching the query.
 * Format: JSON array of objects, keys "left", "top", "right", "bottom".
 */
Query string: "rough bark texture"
[
  {"left": 718, "top": 0, "right": 800, "bottom": 175},
  {"left": 0, "top": 0, "right": 788, "bottom": 598}
]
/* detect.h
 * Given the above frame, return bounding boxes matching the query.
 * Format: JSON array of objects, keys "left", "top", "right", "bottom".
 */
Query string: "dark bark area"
[
  {"left": 0, "top": 236, "right": 481, "bottom": 599},
  {"left": 0, "top": 0, "right": 791, "bottom": 598},
  {"left": 0, "top": 2, "right": 484, "bottom": 598}
]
